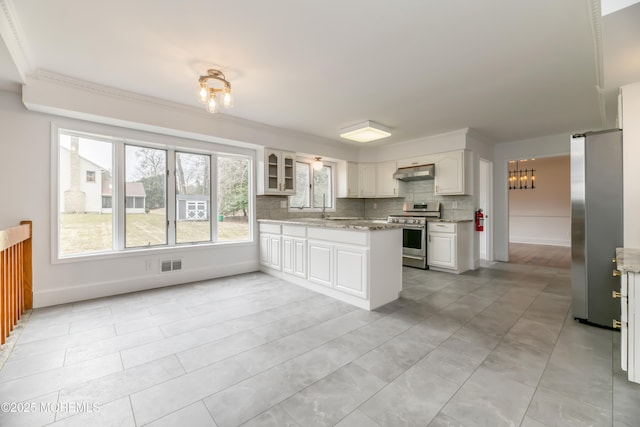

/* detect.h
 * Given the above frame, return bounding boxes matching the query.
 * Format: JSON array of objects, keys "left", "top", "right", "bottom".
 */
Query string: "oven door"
[{"left": 402, "top": 225, "right": 426, "bottom": 257}]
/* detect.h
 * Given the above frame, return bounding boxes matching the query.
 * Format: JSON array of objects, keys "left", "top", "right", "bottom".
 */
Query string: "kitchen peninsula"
[{"left": 258, "top": 218, "right": 403, "bottom": 310}]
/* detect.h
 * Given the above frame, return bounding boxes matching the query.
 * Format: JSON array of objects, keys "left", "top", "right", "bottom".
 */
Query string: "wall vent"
[
  {"left": 160, "top": 260, "right": 172, "bottom": 272},
  {"left": 160, "top": 259, "right": 182, "bottom": 272}
]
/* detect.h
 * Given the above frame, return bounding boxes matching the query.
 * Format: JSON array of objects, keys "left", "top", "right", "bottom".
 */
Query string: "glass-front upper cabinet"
[{"left": 258, "top": 148, "right": 296, "bottom": 195}]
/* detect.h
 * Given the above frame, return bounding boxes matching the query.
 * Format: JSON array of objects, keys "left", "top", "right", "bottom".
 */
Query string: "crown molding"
[
  {"left": 0, "top": 0, "right": 31, "bottom": 82},
  {"left": 23, "top": 70, "right": 355, "bottom": 158}
]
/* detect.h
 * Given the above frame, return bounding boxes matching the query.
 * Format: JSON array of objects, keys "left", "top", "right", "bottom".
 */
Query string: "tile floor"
[{"left": 1, "top": 262, "right": 639, "bottom": 426}]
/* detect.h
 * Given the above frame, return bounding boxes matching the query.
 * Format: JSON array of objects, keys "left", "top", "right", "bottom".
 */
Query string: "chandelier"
[
  {"left": 508, "top": 160, "right": 536, "bottom": 190},
  {"left": 198, "top": 69, "right": 232, "bottom": 113}
]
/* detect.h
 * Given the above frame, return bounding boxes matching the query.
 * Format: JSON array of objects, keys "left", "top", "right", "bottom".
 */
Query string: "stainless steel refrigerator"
[{"left": 571, "top": 129, "right": 623, "bottom": 328}]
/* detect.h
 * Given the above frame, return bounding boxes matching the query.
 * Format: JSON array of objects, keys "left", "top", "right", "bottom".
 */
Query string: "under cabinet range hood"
[{"left": 392, "top": 164, "right": 435, "bottom": 181}]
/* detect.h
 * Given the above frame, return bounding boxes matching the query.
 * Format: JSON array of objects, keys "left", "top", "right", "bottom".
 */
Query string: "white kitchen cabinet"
[
  {"left": 335, "top": 245, "right": 367, "bottom": 298},
  {"left": 615, "top": 248, "right": 640, "bottom": 384},
  {"left": 307, "top": 240, "right": 334, "bottom": 287},
  {"left": 282, "top": 227, "right": 306, "bottom": 279},
  {"left": 428, "top": 226, "right": 457, "bottom": 269},
  {"left": 427, "top": 222, "right": 473, "bottom": 274},
  {"left": 336, "top": 161, "right": 360, "bottom": 198},
  {"left": 259, "top": 223, "right": 282, "bottom": 270},
  {"left": 257, "top": 148, "right": 296, "bottom": 195},
  {"left": 434, "top": 150, "right": 471, "bottom": 195},
  {"left": 375, "top": 160, "right": 399, "bottom": 197},
  {"left": 397, "top": 155, "right": 436, "bottom": 169},
  {"left": 618, "top": 265, "right": 639, "bottom": 383},
  {"left": 258, "top": 220, "right": 402, "bottom": 310},
  {"left": 346, "top": 162, "right": 360, "bottom": 198},
  {"left": 336, "top": 160, "right": 401, "bottom": 199},
  {"left": 359, "top": 163, "right": 376, "bottom": 197},
  {"left": 260, "top": 233, "right": 281, "bottom": 270}
]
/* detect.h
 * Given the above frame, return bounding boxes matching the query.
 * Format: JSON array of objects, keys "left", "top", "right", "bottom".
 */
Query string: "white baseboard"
[
  {"left": 509, "top": 236, "right": 570, "bottom": 247},
  {"left": 33, "top": 260, "right": 260, "bottom": 308}
]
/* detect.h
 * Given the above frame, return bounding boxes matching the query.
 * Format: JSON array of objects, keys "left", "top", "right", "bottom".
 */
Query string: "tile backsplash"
[
  {"left": 256, "top": 196, "right": 365, "bottom": 220},
  {"left": 257, "top": 179, "right": 473, "bottom": 221}
]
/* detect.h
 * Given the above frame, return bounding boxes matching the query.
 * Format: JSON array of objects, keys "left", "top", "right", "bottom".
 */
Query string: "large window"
[
  {"left": 289, "top": 159, "right": 333, "bottom": 210},
  {"left": 58, "top": 134, "right": 113, "bottom": 256},
  {"left": 125, "top": 145, "right": 168, "bottom": 248},
  {"left": 218, "top": 156, "right": 250, "bottom": 241},
  {"left": 176, "top": 152, "right": 211, "bottom": 244},
  {"left": 57, "top": 129, "right": 252, "bottom": 258}
]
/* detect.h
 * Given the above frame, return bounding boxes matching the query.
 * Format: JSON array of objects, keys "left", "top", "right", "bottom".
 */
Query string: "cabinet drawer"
[
  {"left": 260, "top": 223, "right": 281, "bottom": 234},
  {"left": 428, "top": 222, "right": 456, "bottom": 233},
  {"left": 282, "top": 225, "right": 306, "bottom": 237}
]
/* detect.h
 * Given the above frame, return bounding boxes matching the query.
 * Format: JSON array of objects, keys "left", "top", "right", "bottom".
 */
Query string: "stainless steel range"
[{"left": 388, "top": 202, "right": 441, "bottom": 269}]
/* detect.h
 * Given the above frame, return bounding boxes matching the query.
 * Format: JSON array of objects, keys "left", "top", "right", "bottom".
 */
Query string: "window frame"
[
  {"left": 288, "top": 157, "right": 336, "bottom": 213},
  {"left": 51, "top": 122, "right": 254, "bottom": 263}
]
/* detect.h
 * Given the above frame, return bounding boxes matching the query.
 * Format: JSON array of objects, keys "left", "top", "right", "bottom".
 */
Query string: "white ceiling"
[{"left": 1, "top": 0, "right": 639, "bottom": 146}]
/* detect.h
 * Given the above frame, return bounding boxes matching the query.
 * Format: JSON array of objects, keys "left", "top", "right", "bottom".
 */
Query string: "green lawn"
[{"left": 59, "top": 212, "right": 249, "bottom": 256}]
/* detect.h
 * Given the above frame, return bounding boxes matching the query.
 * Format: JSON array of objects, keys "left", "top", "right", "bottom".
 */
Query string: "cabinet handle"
[
  {"left": 613, "top": 258, "right": 617, "bottom": 263},
  {"left": 613, "top": 269, "right": 622, "bottom": 277},
  {"left": 613, "top": 319, "right": 622, "bottom": 329},
  {"left": 613, "top": 291, "right": 622, "bottom": 299}
]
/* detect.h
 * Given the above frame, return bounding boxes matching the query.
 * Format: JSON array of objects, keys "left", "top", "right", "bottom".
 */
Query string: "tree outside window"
[{"left": 289, "top": 160, "right": 333, "bottom": 210}]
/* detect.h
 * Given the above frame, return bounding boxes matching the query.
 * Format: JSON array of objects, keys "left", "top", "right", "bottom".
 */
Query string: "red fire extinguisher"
[{"left": 475, "top": 209, "right": 484, "bottom": 232}]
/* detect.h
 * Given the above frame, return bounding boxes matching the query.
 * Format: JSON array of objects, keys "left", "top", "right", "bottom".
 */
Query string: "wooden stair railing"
[{"left": 0, "top": 220, "right": 32, "bottom": 346}]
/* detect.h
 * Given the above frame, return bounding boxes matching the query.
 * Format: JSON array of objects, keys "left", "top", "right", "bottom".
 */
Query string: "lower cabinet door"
[
  {"left": 282, "top": 237, "right": 295, "bottom": 274},
  {"left": 293, "top": 239, "right": 306, "bottom": 278},
  {"left": 335, "top": 246, "right": 367, "bottom": 298},
  {"left": 259, "top": 233, "right": 270, "bottom": 266},
  {"left": 268, "top": 235, "right": 281, "bottom": 270},
  {"left": 428, "top": 233, "right": 456, "bottom": 269},
  {"left": 308, "top": 241, "right": 333, "bottom": 287},
  {"left": 283, "top": 237, "right": 307, "bottom": 278}
]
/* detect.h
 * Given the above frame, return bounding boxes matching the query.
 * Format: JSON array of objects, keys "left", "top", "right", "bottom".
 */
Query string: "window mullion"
[
  {"left": 167, "top": 149, "right": 176, "bottom": 246},
  {"left": 115, "top": 142, "right": 125, "bottom": 251},
  {"left": 211, "top": 153, "right": 218, "bottom": 243}
]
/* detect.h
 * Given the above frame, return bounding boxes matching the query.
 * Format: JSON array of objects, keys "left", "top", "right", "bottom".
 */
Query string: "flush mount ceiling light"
[
  {"left": 339, "top": 120, "right": 391, "bottom": 143},
  {"left": 312, "top": 157, "right": 323, "bottom": 170},
  {"left": 198, "top": 69, "right": 233, "bottom": 113}
]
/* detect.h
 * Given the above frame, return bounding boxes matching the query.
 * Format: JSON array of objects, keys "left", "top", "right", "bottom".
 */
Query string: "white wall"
[
  {"left": 508, "top": 156, "right": 570, "bottom": 246},
  {"left": 622, "top": 82, "right": 640, "bottom": 247},
  {"left": 1, "top": 84, "right": 358, "bottom": 307},
  {"left": 493, "top": 133, "right": 571, "bottom": 261},
  {"left": 0, "top": 91, "right": 256, "bottom": 306}
]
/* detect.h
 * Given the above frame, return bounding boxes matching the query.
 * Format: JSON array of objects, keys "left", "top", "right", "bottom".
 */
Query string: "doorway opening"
[{"left": 507, "top": 155, "right": 571, "bottom": 268}]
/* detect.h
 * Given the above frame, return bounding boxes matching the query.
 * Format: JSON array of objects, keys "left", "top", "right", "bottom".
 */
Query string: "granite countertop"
[
  {"left": 616, "top": 248, "right": 640, "bottom": 273},
  {"left": 430, "top": 219, "right": 473, "bottom": 223},
  {"left": 257, "top": 218, "right": 402, "bottom": 231}
]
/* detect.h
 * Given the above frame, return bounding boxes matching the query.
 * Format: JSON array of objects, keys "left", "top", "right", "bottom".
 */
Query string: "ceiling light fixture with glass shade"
[
  {"left": 339, "top": 120, "right": 391, "bottom": 143},
  {"left": 312, "top": 157, "right": 323, "bottom": 170},
  {"left": 198, "top": 69, "right": 233, "bottom": 113}
]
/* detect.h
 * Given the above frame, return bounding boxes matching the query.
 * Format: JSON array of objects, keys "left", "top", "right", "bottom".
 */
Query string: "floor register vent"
[{"left": 160, "top": 259, "right": 182, "bottom": 272}]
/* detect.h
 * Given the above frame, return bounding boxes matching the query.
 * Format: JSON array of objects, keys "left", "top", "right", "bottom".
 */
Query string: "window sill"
[{"left": 52, "top": 239, "right": 256, "bottom": 265}]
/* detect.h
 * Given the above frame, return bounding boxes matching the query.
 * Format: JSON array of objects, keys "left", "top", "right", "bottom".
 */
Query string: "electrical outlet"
[
  {"left": 452, "top": 202, "right": 458, "bottom": 208},
  {"left": 280, "top": 200, "right": 287, "bottom": 209},
  {"left": 145, "top": 259, "right": 153, "bottom": 271}
]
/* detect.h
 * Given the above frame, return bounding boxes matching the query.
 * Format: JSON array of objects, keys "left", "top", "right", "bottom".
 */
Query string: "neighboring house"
[
  {"left": 176, "top": 195, "right": 210, "bottom": 221},
  {"left": 101, "top": 181, "right": 147, "bottom": 214},
  {"left": 59, "top": 145, "right": 105, "bottom": 214},
  {"left": 59, "top": 145, "right": 146, "bottom": 214}
]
